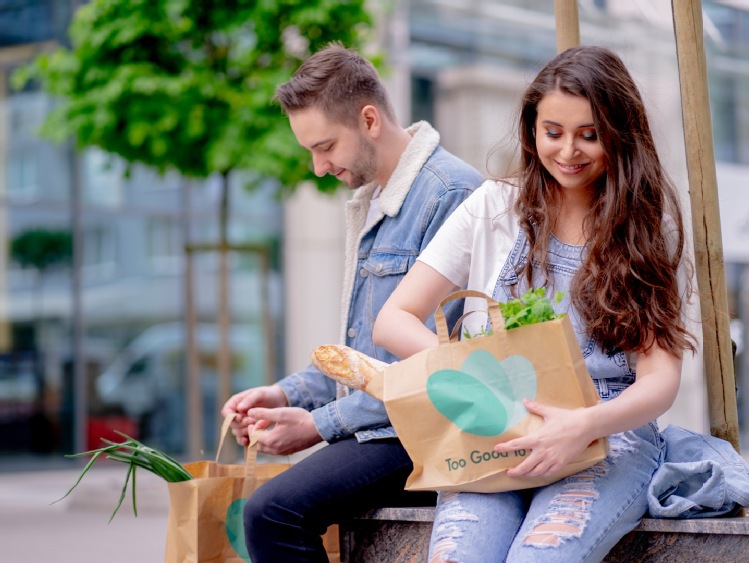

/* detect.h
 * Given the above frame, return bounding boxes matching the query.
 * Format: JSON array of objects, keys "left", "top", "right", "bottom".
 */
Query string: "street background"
[
  {"left": 1, "top": 446, "right": 318, "bottom": 563},
  {"left": 2, "top": 464, "right": 171, "bottom": 563}
]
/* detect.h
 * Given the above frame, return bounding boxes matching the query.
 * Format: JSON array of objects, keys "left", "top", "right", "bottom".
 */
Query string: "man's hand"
[
  {"left": 248, "top": 407, "right": 324, "bottom": 456},
  {"left": 221, "top": 385, "right": 289, "bottom": 446}
]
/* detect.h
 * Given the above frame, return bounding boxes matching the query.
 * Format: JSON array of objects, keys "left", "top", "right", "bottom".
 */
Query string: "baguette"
[{"left": 310, "top": 345, "right": 388, "bottom": 396}]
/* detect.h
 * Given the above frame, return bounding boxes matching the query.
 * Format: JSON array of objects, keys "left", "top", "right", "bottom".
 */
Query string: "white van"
[{"left": 95, "top": 322, "right": 267, "bottom": 449}]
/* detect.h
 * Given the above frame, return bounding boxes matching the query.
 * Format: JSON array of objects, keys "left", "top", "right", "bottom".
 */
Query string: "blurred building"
[
  {"left": 1, "top": 0, "right": 749, "bottom": 468},
  {"left": 0, "top": 0, "right": 285, "bottom": 464}
]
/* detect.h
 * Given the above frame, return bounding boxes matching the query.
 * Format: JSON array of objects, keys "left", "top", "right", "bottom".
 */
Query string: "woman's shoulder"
[{"left": 462, "top": 177, "right": 521, "bottom": 217}]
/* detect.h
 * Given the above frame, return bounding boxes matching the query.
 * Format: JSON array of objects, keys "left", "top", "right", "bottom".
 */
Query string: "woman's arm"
[
  {"left": 581, "top": 345, "right": 682, "bottom": 437},
  {"left": 496, "top": 342, "right": 682, "bottom": 477},
  {"left": 373, "top": 261, "right": 459, "bottom": 359}
]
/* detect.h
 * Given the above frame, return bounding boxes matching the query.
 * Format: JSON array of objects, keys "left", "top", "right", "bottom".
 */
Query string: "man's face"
[{"left": 289, "top": 107, "right": 378, "bottom": 190}]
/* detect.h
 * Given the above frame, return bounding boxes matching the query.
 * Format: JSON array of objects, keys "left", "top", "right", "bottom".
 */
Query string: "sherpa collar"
[
  {"left": 350, "top": 120, "right": 440, "bottom": 217},
  {"left": 337, "top": 121, "right": 441, "bottom": 350}
]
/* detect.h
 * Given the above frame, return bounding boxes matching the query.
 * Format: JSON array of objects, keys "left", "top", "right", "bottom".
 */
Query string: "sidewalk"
[
  {"left": 0, "top": 446, "right": 323, "bottom": 563},
  {"left": 0, "top": 464, "right": 170, "bottom": 563}
]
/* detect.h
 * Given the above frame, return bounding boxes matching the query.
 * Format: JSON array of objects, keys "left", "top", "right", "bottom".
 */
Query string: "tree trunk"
[
  {"left": 183, "top": 178, "right": 202, "bottom": 459},
  {"left": 217, "top": 171, "right": 232, "bottom": 459}
]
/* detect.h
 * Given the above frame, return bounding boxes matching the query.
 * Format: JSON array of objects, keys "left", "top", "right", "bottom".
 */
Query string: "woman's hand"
[
  {"left": 496, "top": 342, "right": 682, "bottom": 478},
  {"left": 494, "top": 399, "right": 596, "bottom": 478}
]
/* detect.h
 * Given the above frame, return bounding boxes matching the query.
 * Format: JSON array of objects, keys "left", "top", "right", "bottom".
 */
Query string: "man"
[{"left": 222, "top": 43, "right": 482, "bottom": 562}]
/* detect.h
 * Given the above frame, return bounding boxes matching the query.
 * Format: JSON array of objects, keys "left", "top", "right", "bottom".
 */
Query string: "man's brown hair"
[{"left": 275, "top": 42, "right": 396, "bottom": 126}]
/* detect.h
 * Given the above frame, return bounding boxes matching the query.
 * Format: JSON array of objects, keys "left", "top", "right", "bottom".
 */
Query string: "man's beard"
[{"left": 345, "top": 136, "right": 378, "bottom": 189}]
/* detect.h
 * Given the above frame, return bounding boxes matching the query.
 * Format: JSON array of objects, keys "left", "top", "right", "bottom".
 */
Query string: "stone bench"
[{"left": 340, "top": 506, "right": 749, "bottom": 562}]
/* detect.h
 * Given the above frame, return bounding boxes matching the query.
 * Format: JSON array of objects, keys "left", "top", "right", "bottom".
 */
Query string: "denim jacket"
[
  {"left": 278, "top": 121, "right": 482, "bottom": 443},
  {"left": 647, "top": 425, "right": 749, "bottom": 518}
]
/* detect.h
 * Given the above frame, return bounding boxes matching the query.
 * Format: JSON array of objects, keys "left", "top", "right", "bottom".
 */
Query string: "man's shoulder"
[
  {"left": 416, "top": 145, "right": 483, "bottom": 192},
  {"left": 424, "top": 145, "right": 482, "bottom": 176}
]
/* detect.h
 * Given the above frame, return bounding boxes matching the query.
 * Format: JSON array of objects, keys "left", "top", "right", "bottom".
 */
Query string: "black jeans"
[{"left": 243, "top": 436, "right": 435, "bottom": 562}]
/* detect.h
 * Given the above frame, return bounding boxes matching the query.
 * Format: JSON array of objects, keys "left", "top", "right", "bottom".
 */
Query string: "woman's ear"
[{"left": 360, "top": 105, "right": 382, "bottom": 139}]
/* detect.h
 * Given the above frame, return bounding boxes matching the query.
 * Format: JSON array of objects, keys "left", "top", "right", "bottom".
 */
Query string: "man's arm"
[
  {"left": 312, "top": 389, "right": 389, "bottom": 442},
  {"left": 310, "top": 186, "right": 477, "bottom": 440},
  {"left": 276, "top": 363, "right": 338, "bottom": 410}
]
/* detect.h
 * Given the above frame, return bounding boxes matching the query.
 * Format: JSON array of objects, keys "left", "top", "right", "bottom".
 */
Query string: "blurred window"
[
  {"left": 83, "top": 149, "right": 123, "bottom": 208},
  {"left": 147, "top": 218, "right": 181, "bottom": 273},
  {"left": 6, "top": 151, "right": 38, "bottom": 201},
  {"left": 82, "top": 224, "right": 116, "bottom": 279}
]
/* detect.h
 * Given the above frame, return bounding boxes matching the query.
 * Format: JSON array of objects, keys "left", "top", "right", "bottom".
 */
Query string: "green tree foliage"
[
  {"left": 10, "top": 228, "right": 73, "bottom": 272},
  {"left": 10, "top": 228, "right": 74, "bottom": 327},
  {"left": 13, "top": 0, "right": 376, "bottom": 192}
]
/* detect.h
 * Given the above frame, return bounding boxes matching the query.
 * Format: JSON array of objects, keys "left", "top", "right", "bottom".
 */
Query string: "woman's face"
[{"left": 534, "top": 91, "right": 606, "bottom": 197}]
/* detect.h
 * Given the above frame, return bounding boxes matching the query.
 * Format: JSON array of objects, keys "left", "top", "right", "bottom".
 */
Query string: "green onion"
[{"left": 52, "top": 433, "right": 193, "bottom": 522}]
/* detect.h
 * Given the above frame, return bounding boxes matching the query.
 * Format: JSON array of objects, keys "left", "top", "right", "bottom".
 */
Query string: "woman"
[{"left": 373, "top": 45, "right": 696, "bottom": 562}]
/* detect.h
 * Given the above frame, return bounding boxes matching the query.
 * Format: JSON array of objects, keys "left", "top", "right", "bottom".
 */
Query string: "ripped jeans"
[{"left": 428, "top": 379, "right": 664, "bottom": 563}]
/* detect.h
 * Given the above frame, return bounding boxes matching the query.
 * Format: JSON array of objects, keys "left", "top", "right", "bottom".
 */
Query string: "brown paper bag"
[
  {"left": 384, "top": 289, "right": 608, "bottom": 493},
  {"left": 164, "top": 417, "right": 340, "bottom": 562}
]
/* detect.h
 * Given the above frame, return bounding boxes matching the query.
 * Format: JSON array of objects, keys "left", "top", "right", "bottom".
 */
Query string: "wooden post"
[
  {"left": 672, "top": 0, "right": 739, "bottom": 450},
  {"left": 554, "top": 0, "right": 580, "bottom": 52}
]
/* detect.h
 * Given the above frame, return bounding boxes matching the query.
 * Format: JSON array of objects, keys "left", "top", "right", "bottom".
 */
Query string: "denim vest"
[
  {"left": 280, "top": 140, "right": 482, "bottom": 443},
  {"left": 493, "top": 230, "right": 636, "bottom": 397}
]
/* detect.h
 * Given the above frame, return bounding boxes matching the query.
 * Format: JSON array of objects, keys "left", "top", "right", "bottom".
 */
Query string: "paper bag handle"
[
  {"left": 448, "top": 310, "right": 485, "bottom": 342},
  {"left": 217, "top": 414, "right": 259, "bottom": 485},
  {"left": 217, "top": 414, "right": 235, "bottom": 463},
  {"left": 434, "top": 289, "right": 505, "bottom": 345}
]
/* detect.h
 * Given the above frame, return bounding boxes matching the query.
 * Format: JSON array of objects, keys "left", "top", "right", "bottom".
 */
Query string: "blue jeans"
[
  {"left": 244, "top": 437, "right": 436, "bottom": 562},
  {"left": 428, "top": 421, "right": 664, "bottom": 562}
]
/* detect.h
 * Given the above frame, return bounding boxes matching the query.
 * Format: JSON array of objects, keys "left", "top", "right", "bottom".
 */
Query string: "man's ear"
[{"left": 360, "top": 105, "right": 382, "bottom": 139}]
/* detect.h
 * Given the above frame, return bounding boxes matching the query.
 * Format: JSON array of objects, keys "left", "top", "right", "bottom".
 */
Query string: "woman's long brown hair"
[{"left": 515, "top": 46, "right": 695, "bottom": 355}]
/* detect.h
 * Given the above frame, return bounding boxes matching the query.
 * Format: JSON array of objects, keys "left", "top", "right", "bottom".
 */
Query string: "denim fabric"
[
  {"left": 279, "top": 365, "right": 338, "bottom": 412},
  {"left": 428, "top": 234, "right": 660, "bottom": 562},
  {"left": 244, "top": 437, "right": 436, "bottom": 562},
  {"left": 429, "top": 423, "right": 663, "bottom": 563},
  {"left": 256, "top": 126, "right": 480, "bottom": 562},
  {"left": 280, "top": 142, "right": 481, "bottom": 443},
  {"left": 493, "top": 231, "right": 634, "bottom": 380},
  {"left": 647, "top": 425, "right": 749, "bottom": 518}
]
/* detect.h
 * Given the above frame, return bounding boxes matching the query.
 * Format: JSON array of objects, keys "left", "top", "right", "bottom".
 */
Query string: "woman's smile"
[{"left": 554, "top": 161, "right": 589, "bottom": 173}]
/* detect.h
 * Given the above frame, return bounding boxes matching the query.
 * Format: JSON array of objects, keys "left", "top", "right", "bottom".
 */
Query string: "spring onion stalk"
[{"left": 53, "top": 431, "right": 193, "bottom": 522}]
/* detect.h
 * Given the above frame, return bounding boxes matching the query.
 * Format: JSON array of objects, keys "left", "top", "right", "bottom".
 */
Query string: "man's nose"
[{"left": 312, "top": 154, "right": 330, "bottom": 177}]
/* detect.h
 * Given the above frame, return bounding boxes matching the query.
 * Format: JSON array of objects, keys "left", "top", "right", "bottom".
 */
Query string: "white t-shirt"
[
  {"left": 364, "top": 186, "right": 382, "bottom": 231},
  {"left": 418, "top": 178, "right": 689, "bottom": 356},
  {"left": 417, "top": 179, "right": 521, "bottom": 335}
]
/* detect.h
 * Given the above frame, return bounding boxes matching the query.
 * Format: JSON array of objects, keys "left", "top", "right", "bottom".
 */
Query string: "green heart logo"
[
  {"left": 426, "top": 350, "right": 536, "bottom": 436},
  {"left": 226, "top": 498, "right": 251, "bottom": 562}
]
